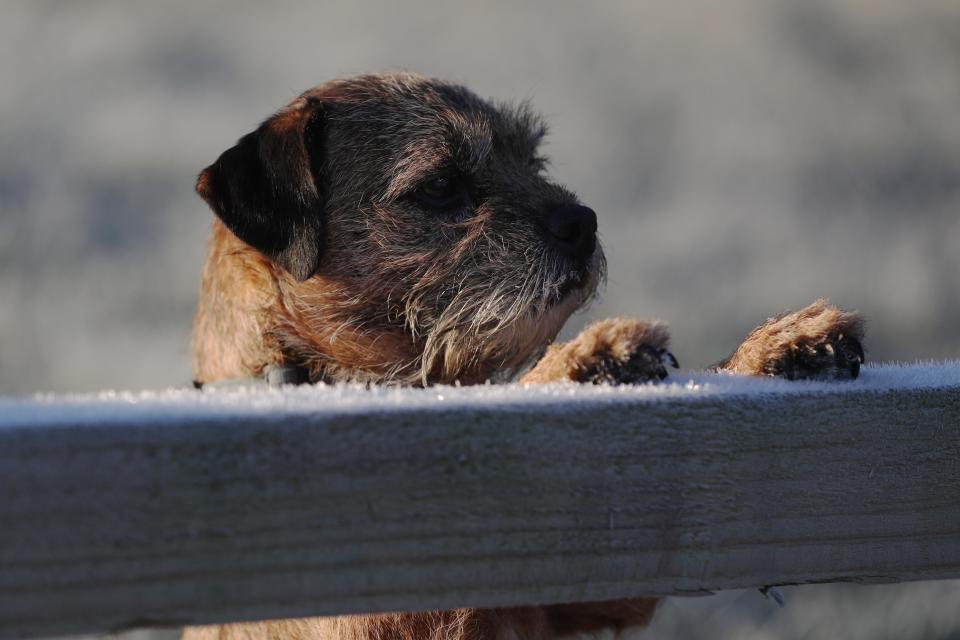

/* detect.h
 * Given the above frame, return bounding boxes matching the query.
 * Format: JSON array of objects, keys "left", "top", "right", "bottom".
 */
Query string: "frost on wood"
[
  {"left": 2, "top": 361, "right": 960, "bottom": 427},
  {"left": 0, "top": 362, "right": 958, "bottom": 640}
]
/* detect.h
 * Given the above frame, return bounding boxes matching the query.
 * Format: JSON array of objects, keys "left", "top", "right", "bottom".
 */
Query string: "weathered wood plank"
[{"left": 1, "top": 365, "right": 958, "bottom": 639}]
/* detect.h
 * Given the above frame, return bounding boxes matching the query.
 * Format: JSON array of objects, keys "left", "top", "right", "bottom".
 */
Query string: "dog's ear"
[{"left": 196, "top": 97, "right": 326, "bottom": 281}]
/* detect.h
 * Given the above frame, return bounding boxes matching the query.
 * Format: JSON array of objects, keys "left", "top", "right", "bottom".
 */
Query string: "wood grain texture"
[{"left": 1, "top": 383, "right": 959, "bottom": 639}]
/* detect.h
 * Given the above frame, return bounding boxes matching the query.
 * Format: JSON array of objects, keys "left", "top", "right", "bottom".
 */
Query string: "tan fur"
[
  {"left": 521, "top": 318, "right": 670, "bottom": 384},
  {"left": 192, "top": 220, "right": 284, "bottom": 382},
  {"left": 182, "top": 600, "right": 659, "bottom": 640},
  {"left": 191, "top": 74, "right": 606, "bottom": 387},
  {"left": 718, "top": 299, "right": 864, "bottom": 378},
  {"left": 183, "top": 609, "right": 550, "bottom": 640}
]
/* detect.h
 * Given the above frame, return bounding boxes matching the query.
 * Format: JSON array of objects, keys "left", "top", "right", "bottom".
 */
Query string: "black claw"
[
  {"left": 837, "top": 335, "right": 864, "bottom": 380},
  {"left": 660, "top": 349, "right": 679, "bottom": 369},
  {"left": 763, "top": 333, "right": 864, "bottom": 382},
  {"left": 840, "top": 335, "right": 865, "bottom": 364},
  {"left": 782, "top": 353, "right": 796, "bottom": 380},
  {"left": 584, "top": 344, "right": 674, "bottom": 385},
  {"left": 849, "top": 358, "right": 860, "bottom": 379}
]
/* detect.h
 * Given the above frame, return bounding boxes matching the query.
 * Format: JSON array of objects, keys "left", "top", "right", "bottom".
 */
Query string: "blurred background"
[{"left": 2, "top": 0, "right": 958, "bottom": 638}]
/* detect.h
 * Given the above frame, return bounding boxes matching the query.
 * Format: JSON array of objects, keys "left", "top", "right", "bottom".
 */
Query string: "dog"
[{"left": 187, "top": 72, "right": 865, "bottom": 639}]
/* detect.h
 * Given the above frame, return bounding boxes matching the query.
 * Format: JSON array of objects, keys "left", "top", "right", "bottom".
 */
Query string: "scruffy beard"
[
  {"left": 405, "top": 241, "right": 607, "bottom": 386},
  {"left": 276, "top": 212, "right": 606, "bottom": 387}
]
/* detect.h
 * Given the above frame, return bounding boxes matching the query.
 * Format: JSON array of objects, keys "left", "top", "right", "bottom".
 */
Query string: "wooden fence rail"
[{"left": 1, "top": 363, "right": 959, "bottom": 639}]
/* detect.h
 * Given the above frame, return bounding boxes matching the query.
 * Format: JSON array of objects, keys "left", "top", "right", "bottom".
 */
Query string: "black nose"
[{"left": 543, "top": 204, "right": 598, "bottom": 260}]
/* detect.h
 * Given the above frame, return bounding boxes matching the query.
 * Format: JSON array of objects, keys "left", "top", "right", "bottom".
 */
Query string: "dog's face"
[{"left": 197, "top": 74, "right": 605, "bottom": 384}]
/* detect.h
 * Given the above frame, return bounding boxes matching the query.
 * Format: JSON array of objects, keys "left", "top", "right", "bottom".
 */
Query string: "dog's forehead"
[
  {"left": 316, "top": 74, "right": 545, "bottom": 157},
  {"left": 422, "top": 81, "right": 547, "bottom": 157},
  {"left": 313, "top": 75, "right": 547, "bottom": 201}
]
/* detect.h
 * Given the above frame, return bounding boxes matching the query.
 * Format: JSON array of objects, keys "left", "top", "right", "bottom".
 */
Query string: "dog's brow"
[
  {"left": 444, "top": 110, "right": 493, "bottom": 173},
  {"left": 380, "top": 114, "right": 492, "bottom": 203},
  {"left": 381, "top": 140, "right": 448, "bottom": 203}
]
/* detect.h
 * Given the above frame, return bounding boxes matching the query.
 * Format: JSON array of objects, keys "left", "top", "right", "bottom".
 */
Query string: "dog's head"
[{"left": 197, "top": 73, "right": 605, "bottom": 384}]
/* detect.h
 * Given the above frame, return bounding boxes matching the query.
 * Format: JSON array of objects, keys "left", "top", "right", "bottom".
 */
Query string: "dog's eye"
[
  {"left": 422, "top": 176, "right": 456, "bottom": 199},
  {"left": 414, "top": 175, "right": 465, "bottom": 209}
]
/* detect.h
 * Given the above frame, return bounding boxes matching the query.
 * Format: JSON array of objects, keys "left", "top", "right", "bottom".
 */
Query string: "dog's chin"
[
  {"left": 522, "top": 255, "right": 605, "bottom": 361},
  {"left": 549, "top": 252, "right": 604, "bottom": 309},
  {"left": 553, "top": 273, "right": 589, "bottom": 304},
  {"left": 414, "top": 249, "right": 604, "bottom": 385},
  {"left": 427, "top": 280, "right": 591, "bottom": 385}
]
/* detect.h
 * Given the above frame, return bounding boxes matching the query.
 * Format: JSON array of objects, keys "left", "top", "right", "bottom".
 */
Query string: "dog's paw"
[
  {"left": 570, "top": 318, "right": 677, "bottom": 384},
  {"left": 521, "top": 318, "right": 677, "bottom": 385},
  {"left": 719, "top": 299, "right": 865, "bottom": 380}
]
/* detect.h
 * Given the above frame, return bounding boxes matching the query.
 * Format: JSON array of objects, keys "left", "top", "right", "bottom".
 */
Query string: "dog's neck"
[
  {"left": 192, "top": 220, "right": 436, "bottom": 386},
  {"left": 192, "top": 221, "right": 281, "bottom": 385}
]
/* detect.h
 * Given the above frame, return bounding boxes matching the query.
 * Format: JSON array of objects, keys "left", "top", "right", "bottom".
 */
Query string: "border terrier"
[{"left": 188, "top": 73, "right": 865, "bottom": 640}]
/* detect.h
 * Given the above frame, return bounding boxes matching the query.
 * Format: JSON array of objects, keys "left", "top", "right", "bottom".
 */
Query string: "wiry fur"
[
  {"left": 183, "top": 609, "right": 552, "bottom": 640},
  {"left": 190, "top": 72, "right": 864, "bottom": 640},
  {"left": 182, "top": 600, "right": 660, "bottom": 640},
  {"left": 521, "top": 317, "right": 671, "bottom": 384},
  {"left": 717, "top": 298, "right": 865, "bottom": 379},
  {"left": 193, "top": 74, "right": 605, "bottom": 387}
]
